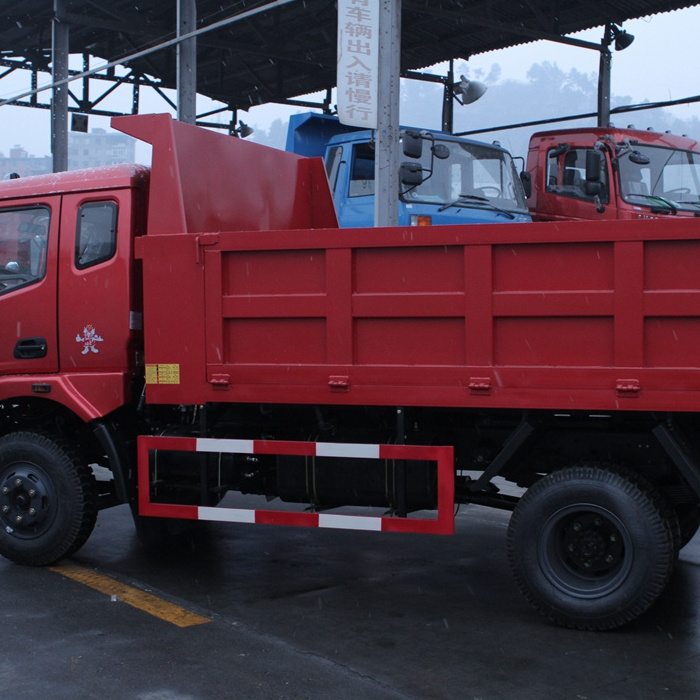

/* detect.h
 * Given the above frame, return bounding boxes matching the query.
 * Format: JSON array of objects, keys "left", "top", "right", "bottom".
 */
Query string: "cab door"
[
  {"left": 539, "top": 146, "right": 615, "bottom": 221},
  {"left": 57, "top": 191, "right": 137, "bottom": 375},
  {"left": 326, "top": 142, "right": 376, "bottom": 227},
  {"left": 0, "top": 200, "right": 59, "bottom": 376}
]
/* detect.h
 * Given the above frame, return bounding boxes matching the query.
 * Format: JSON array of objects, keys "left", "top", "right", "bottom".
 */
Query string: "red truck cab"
[
  {"left": 0, "top": 164, "right": 147, "bottom": 421},
  {"left": 526, "top": 126, "right": 700, "bottom": 221}
]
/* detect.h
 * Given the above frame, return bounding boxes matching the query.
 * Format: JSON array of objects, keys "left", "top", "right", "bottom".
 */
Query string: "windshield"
[
  {"left": 618, "top": 144, "right": 700, "bottom": 212},
  {"left": 401, "top": 139, "right": 529, "bottom": 214}
]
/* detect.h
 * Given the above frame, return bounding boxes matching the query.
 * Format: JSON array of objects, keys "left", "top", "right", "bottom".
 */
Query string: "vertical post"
[
  {"left": 374, "top": 0, "right": 401, "bottom": 228},
  {"left": 132, "top": 81, "right": 140, "bottom": 115},
  {"left": 81, "top": 52, "right": 90, "bottom": 113},
  {"left": 30, "top": 71, "right": 38, "bottom": 108},
  {"left": 177, "top": 0, "right": 197, "bottom": 124},
  {"left": 442, "top": 59, "right": 454, "bottom": 133},
  {"left": 51, "top": 0, "right": 69, "bottom": 173},
  {"left": 395, "top": 407, "right": 407, "bottom": 517},
  {"left": 229, "top": 109, "right": 238, "bottom": 136},
  {"left": 597, "top": 24, "right": 612, "bottom": 128}
]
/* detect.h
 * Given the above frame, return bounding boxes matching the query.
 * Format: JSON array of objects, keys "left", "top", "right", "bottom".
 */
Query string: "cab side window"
[
  {"left": 325, "top": 145, "right": 343, "bottom": 195},
  {"left": 75, "top": 201, "right": 118, "bottom": 270},
  {"left": 348, "top": 143, "right": 375, "bottom": 197},
  {"left": 0, "top": 206, "right": 49, "bottom": 294},
  {"left": 546, "top": 148, "right": 608, "bottom": 203}
]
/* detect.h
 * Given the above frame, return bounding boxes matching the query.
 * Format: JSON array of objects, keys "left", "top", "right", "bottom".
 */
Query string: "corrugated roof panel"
[{"left": 0, "top": 1, "right": 696, "bottom": 110}]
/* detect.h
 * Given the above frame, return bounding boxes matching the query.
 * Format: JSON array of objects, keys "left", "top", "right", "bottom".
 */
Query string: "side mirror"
[
  {"left": 629, "top": 150, "right": 651, "bottom": 165},
  {"left": 585, "top": 181, "right": 602, "bottom": 196},
  {"left": 519, "top": 171, "right": 532, "bottom": 198},
  {"left": 548, "top": 143, "right": 570, "bottom": 158},
  {"left": 432, "top": 144, "right": 450, "bottom": 160},
  {"left": 402, "top": 130, "right": 423, "bottom": 159},
  {"left": 585, "top": 150, "right": 603, "bottom": 182},
  {"left": 400, "top": 162, "right": 424, "bottom": 186}
]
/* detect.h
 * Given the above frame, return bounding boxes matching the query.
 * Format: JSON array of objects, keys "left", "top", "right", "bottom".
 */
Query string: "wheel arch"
[{"left": 0, "top": 396, "right": 133, "bottom": 506}]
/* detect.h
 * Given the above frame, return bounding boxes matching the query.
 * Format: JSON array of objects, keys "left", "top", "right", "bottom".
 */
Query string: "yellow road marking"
[{"left": 49, "top": 560, "right": 212, "bottom": 628}]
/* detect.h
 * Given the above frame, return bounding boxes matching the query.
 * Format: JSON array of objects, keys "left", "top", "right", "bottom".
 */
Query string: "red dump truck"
[{"left": 2, "top": 113, "right": 700, "bottom": 631}]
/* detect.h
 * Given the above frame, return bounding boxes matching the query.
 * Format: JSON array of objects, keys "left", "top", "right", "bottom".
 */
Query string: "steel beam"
[
  {"left": 177, "top": 0, "right": 197, "bottom": 124},
  {"left": 374, "top": 0, "right": 401, "bottom": 228},
  {"left": 597, "top": 25, "right": 613, "bottom": 128},
  {"left": 51, "top": 0, "right": 69, "bottom": 173}
]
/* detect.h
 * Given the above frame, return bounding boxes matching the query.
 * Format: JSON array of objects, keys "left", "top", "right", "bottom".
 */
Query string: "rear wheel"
[
  {"left": 0, "top": 432, "right": 97, "bottom": 565},
  {"left": 507, "top": 465, "right": 675, "bottom": 630}
]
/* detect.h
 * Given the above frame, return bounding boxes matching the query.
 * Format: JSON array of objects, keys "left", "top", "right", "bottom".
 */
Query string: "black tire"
[
  {"left": 0, "top": 432, "right": 97, "bottom": 566},
  {"left": 507, "top": 465, "right": 675, "bottom": 630}
]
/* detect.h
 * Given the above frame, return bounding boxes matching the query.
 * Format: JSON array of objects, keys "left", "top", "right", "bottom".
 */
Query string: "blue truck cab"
[{"left": 286, "top": 112, "right": 531, "bottom": 227}]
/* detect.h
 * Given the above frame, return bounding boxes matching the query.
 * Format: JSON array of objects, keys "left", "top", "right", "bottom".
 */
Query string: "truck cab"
[
  {"left": 287, "top": 112, "right": 531, "bottom": 226},
  {"left": 0, "top": 164, "right": 147, "bottom": 420},
  {"left": 527, "top": 126, "right": 700, "bottom": 221}
]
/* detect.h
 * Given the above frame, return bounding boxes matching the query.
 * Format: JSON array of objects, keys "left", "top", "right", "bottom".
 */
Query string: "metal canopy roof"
[{"left": 0, "top": 0, "right": 696, "bottom": 113}]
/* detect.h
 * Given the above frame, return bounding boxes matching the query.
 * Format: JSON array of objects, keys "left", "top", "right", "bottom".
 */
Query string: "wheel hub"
[
  {"left": 562, "top": 513, "right": 624, "bottom": 575},
  {"left": 539, "top": 504, "right": 634, "bottom": 599},
  {"left": 0, "top": 467, "right": 52, "bottom": 535}
]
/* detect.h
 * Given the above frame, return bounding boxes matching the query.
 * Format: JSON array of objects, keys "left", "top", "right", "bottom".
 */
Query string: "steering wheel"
[
  {"left": 477, "top": 186, "right": 502, "bottom": 199},
  {"left": 664, "top": 187, "right": 691, "bottom": 196}
]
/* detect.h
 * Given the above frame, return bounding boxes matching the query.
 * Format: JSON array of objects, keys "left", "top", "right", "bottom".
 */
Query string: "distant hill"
[{"left": 251, "top": 60, "right": 700, "bottom": 161}]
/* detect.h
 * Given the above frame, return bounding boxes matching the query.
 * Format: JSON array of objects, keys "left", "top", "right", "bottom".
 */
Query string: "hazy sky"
[{"left": 0, "top": 5, "right": 698, "bottom": 159}]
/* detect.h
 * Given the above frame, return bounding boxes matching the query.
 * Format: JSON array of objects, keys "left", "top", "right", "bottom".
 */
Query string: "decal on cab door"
[{"left": 75, "top": 324, "right": 104, "bottom": 354}]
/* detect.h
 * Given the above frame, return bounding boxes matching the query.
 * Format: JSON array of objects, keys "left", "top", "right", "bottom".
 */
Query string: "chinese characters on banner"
[{"left": 337, "top": 0, "right": 379, "bottom": 128}]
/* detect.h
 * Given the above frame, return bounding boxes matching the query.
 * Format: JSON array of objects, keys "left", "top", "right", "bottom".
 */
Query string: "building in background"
[
  {"left": 0, "top": 146, "right": 52, "bottom": 179},
  {"left": 68, "top": 128, "right": 135, "bottom": 170},
  {"left": 0, "top": 128, "right": 136, "bottom": 179}
]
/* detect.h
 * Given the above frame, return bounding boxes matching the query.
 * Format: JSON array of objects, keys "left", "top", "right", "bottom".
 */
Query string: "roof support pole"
[
  {"left": 597, "top": 24, "right": 613, "bottom": 127},
  {"left": 374, "top": 0, "right": 401, "bottom": 228},
  {"left": 51, "top": 0, "right": 69, "bottom": 173},
  {"left": 177, "top": 0, "right": 197, "bottom": 124},
  {"left": 442, "top": 59, "right": 455, "bottom": 133}
]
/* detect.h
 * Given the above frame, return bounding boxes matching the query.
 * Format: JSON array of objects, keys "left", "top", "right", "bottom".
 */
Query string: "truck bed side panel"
[{"left": 138, "top": 217, "right": 700, "bottom": 412}]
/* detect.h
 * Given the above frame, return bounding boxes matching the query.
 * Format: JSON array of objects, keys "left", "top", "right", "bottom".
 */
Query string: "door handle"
[{"left": 14, "top": 337, "right": 48, "bottom": 359}]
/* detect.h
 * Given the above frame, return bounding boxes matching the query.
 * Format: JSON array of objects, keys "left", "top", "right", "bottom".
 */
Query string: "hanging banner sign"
[{"left": 336, "top": 0, "right": 379, "bottom": 129}]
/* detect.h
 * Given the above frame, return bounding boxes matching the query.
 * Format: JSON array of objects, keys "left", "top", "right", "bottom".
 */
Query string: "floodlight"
[
  {"left": 611, "top": 24, "right": 634, "bottom": 51},
  {"left": 452, "top": 75, "right": 487, "bottom": 105},
  {"left": 234, "top": 120, "right": 254, "bottom": 138}
]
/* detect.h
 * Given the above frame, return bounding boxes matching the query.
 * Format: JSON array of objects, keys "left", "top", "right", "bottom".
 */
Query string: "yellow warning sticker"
[{"left": 145, "top": 363, "right": 181, "bottom": 384}]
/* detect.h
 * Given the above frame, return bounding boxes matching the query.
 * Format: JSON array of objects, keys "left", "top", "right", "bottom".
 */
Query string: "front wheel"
[
  {"left": 0, "top": 432, "right": 97, "bottom": 566},
  {"left": 507, "top": 465, "right": 675, "bottom": 630}
]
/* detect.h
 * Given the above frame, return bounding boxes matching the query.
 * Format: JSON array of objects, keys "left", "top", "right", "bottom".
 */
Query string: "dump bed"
[
  {"left": 139, "top": 218, "right": 700, "bottom": 413},
  {"left": 120, "top": 115, "right": 700, "bottom": 414}
]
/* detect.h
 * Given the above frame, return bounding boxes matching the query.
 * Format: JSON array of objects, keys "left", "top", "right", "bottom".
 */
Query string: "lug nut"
[
  {"left": 605, "top": 555, "right": 614, "bottom": 563},
  {"left": 572, "top": 522, "right": 582, "bottom": 532},
  {"left": 2, "top": 505, "right": 8, "bottom": 513},
  {"left": 610, "top": 534, "right": 617, "bottom": 542},
  {"left": 28, "top": 508, "right": 36, "bottom": 516},
  {"left": 593, "top": 517, "right": 603, "bottom": 527},
  {"left": 1, "top": 487, "right": 8, "bottom": 494},
  {"left": 27, "top": 489, "right": 36, "bottom": 497},
  {"left": 14, "top": 478, "right": 22, "bottom": 486},
  {"left": 14, "top": 515, "right": 22, "bottom": 523}
]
